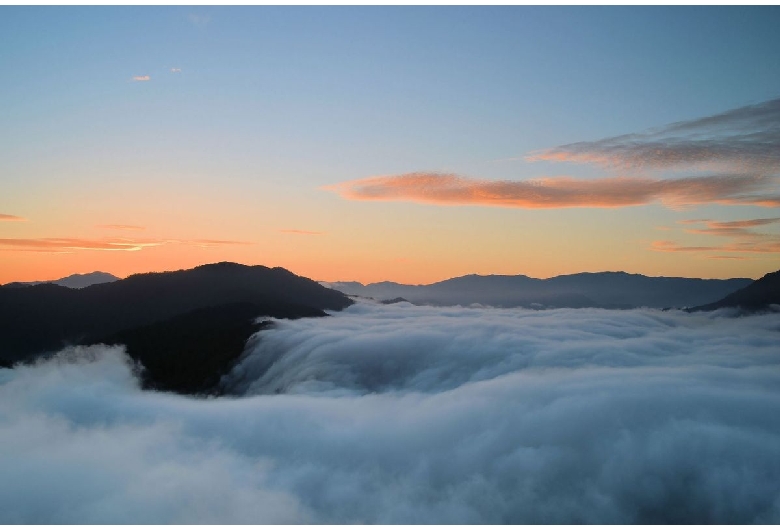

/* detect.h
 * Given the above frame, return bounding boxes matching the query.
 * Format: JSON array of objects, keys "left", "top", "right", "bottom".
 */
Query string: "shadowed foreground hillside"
[
  {"left": 690, "top": 269, "right": 780, "bottom": 312},
  {"left": 0, "top": 262, "right": 352, "bottom": 392}
]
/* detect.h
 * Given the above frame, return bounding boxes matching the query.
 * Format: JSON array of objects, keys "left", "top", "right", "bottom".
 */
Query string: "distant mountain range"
[
  {"left": 0, "top": 262, "right": 352, "bottom": 393},
  {"left": 323, "top": 272, "right": 755, "bottom": 309},
  {"left": 3, "top": 271, "right": 119, "bottom": 289},
  {"left": 2, "top": 263, "right": 776, "bottom": 395},
  {"left": 690, "top": 269, "right": 780, "bottom": 312}
]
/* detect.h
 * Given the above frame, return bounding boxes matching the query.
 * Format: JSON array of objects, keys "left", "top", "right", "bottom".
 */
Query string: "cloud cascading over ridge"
[
  {"left": 326, "top": 172, "right": 780, "bottom": 209},
  {"left": 527, "top": 97, "right": 780, "bottom": 171},
  {"left": 1, "top": 302, "right": 779, "bottom": 524}
]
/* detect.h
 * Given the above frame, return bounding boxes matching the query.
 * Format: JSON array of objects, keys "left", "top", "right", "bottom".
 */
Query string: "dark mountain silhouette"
[
  {"left": 690, "top": 269, "right": 780, "bottom": 312},
  {"left": 3, "top": 271, "right": 119, "bottom": 289},
  {"left": 381, "top": 297, "right": 410, "bottom": 305},
  {"left": 324, "top": 272, "right": 753, "bottom": 309},
  {"left": 95, "top": 302, "right": 325, "bottom": 394},
  {"left": 0, "top": 263, "right": 353, "bottom": 383}
]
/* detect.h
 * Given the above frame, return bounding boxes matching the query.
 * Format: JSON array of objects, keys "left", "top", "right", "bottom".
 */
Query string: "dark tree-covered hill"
[
  {"left": 0, "top": 262, "right": 352, "bottom": 363},
  {"left": 690, "top": 269, "right": 780, "bottom": 312}
]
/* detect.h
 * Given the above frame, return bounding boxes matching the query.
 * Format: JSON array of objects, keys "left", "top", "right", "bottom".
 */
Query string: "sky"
[{"left": 1, "top": 6, "right": 779, "bottom": 284}]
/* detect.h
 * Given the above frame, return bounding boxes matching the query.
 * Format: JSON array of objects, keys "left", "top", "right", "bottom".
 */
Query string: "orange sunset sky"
[{"left": 2, "top": 7, "right": 779, "bottom": 285}]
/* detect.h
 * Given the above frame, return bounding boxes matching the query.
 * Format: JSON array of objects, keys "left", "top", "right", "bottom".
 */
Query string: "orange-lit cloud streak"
[
  {"left": 0, "top": 214, "right": 26, "bottom": 222},
  {"left": 327, "top": 172, "right": 780, "bottom": 209},
  {"left": 0, "top": 237, "right": 251, "bottom": 253},
  {"left": 652, "top": 240, "right": 780, "bottom": 254},
  {"left": 652, "top": 217, "right": 780, "bottom": 256},
  {"left": 279, "top": 229, "right": 326, "bottom": 235},
  {"left": 96, "top": 224, "right": 146, "bottom": 231}
]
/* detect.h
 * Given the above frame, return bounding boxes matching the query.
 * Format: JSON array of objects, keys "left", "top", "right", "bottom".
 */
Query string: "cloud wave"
[
  {"left": 2, "top": 302, "right": 779, "bottom": 523},
  {"left": 326, "top": 172, "right": 780, "bottom": 209}
]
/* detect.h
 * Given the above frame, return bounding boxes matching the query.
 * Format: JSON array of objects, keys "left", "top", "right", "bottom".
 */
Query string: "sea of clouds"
[{"left": 1, "top": 301, "right": 779, "bottom": 523}]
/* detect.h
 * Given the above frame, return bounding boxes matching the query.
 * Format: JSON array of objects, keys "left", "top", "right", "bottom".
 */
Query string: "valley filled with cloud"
[{"left": 2, "top": 301, "right": 779, "bottom": 524}]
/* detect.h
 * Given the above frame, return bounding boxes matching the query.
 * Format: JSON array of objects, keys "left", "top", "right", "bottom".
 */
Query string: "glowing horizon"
[{"left": 1, "top": 7, "right": 779, "bottom": 285}]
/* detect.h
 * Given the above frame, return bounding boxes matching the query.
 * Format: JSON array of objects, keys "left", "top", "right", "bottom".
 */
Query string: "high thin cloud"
[
  {"left": 0, "top": 237, "right": 251, "bottom": 253},
  {"left": 96, "top": 224, "right": 146, "bottom": 231},
  {"left": 651, "top": 217, "right": 780, "bottom": 256},
  {"left": 0, "top": 238, "right": 163, "bottom": 252},
  {"left": 2, "top": 302, "right": 780, "bottom": 523},
  {"left": 328, "top": 98, "right": 780, "bottom": 211},
  {"left": 132, "top": 75, "right": 150, "bottom": 82},
  {"left": 652, "top": 239, "right": 780, "bottom": 254},
  {"left": 0, "top": 214, "right": 26, "bottom": 222},
  {"left": 186, "top": 239, "right": 253, "bottom": 248},
  {"left": 170, "top": 68, "right": 182, "bottom": 73},
  {"left": 188, "top": 13, "right": 210, "bottom": 27},
  {"left": 326, "top": 172, "right": 780, "bottom": 209},
  {"left": 279, "top": 229, "right": 325, "bottom": 236},
  {"left": 528, "top": 97, "right": 780, "bottom": 172}
]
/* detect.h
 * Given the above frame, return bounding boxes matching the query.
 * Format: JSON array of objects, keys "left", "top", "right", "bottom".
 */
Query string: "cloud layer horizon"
[{"left": 1, "top": 301, "right": 779, "bottom": 523}]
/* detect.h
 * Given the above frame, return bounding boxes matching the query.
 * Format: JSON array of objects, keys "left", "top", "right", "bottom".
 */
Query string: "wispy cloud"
[
  {"left": 652, "top": 217, "right": 780, "bottom": 255},
  {"left": 0, "top": 238, "right": 163, "bottom": 253},
  {"left": 651, "top": 240, "right": 780, "bottom": 254},
  {"left": 528, "top": 97, "right": 780, "bottom": 172},
  {"left": 0, "top": 237, "right": 252, "bottom": 253},
  {"left": 188, "top": 13, "right": 210, "bottom": 27},
  {"left": 681, "top": 217, "right": 780, "bottom": 237},
  {"left": 279, "top": 229, "right": 326, "bottom": 236},
  {"left": 186, "top": 239, "right": 254, "bottom": 248},
  {"left": 326, "top": 172, "right": 780, "bottom": 210},
  {"left": 170, "top": 68, "right": 182, "bottom": 73},
  {"left": 96, "top": 224, "right": 146, "bottom": 231},
  {"left": 0, "top": 214, "right": 26, "bottom": 222},
  {"left": 132, "top": 75, "right": 150, "bottom": 82}
]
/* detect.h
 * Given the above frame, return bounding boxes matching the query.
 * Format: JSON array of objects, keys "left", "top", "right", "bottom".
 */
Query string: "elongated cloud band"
[
  {"left": 279, "top": 229, "right": 325, "bottom": 236},
  {"left": 326, "top": 172, "right": 780, "bottom": 209},
  {"left": 651, "top": 217, "right": 780, "bottom": 256},
  {"left": 132, "top": 75, "right": 150, "bottom": 82},
  {"left": 0, "top": 214, "right": 26, "bottom": 222},
  {"left": 528, "top": 97, "right": 780, "bottom": 171},
  {"left": 0, "top": 237, "right": 251, "bottom": 253},
  {"left": 96, "top": 224, "right": 146, "bottom": 231}
]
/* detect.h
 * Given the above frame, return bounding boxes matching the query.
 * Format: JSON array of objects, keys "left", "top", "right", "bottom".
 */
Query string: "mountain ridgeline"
[
  {"left": 2, "top": 263, "right": 776, "bottom": 394},
  {"left": 0, "top": 262, "right": 353, "bottom": 392},
  {"left": 324, "top": 272, "right": 755, "bottom": 309},
  {"left": 3, "top": 271, "right": 119, "bottom": 289},
  {"left": 690, "top": 269, "right": 780, "bottom": 312}
]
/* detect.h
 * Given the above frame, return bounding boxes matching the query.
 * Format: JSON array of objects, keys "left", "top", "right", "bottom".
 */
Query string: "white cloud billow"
[{"left": 1, "top": 301, "right": 779, "bottom": 523}]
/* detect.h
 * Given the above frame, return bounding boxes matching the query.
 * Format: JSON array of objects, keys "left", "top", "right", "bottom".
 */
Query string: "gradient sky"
[{"left": 1, "top": 6, "right": 779, "bottom": 284}]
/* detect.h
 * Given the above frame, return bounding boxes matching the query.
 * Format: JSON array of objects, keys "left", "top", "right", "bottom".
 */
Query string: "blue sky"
[{"left": 1, "top": 6, "right": 779, "bottom": 283}]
